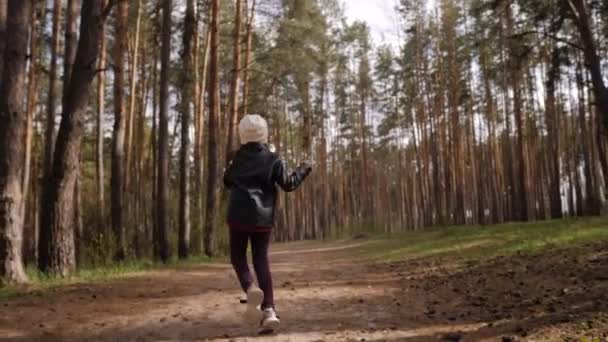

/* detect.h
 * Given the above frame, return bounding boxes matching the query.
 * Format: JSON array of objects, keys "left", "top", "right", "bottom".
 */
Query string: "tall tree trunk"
[
  {"left": 204, "top": 0, "right": 221, "bottom": 257},
  {"left": 74, "top": 167, "right": 83, "bottom": 264},
  {"left": 134, "top": 38, "right": 148, "bottom": 257},
  {"left": 576, "top": 60, "right": 601, "bottom": 215},
  {"left": 96, "top": 0, "right": 107, "bottom": 231},
  {"left": 568, "top": 0, "right": 608, "bottom": 137},
  {"left": 545, "top": 46, "right": 563, "bottom": 219},
  {"left": 0, "top": 0, "right": 6, "bottom": 82},
  {"left": 445, "top": 15, "right": 465, "bottom": 225},
  {"left": 0, "top": 0, "right": 31, "bottom": 285},
  {"left": 358, "top": 56, "right": 371, "bottom": 223},
  {"left": 241, "top": 0, "right": 256, "bottom": 119},
  {"left": 38, "top": 0, "right": 61, "bottom": 270},
  {"left": 64, "top": 0, "right": 82, "bottom": 266},
  {"left": 126, "top": 0, "right": 142, "bottom": 191},
  {"left": 597, "top": 116, "right": 608, "bottom": 197},
  {"left": 506, "top": 3, "right": 529, "bottom": 221},
  {"left": 39, "top": 0, "right": 111, "bottom": 276},
  {"left": 193, "top": 28, "right": 210, "bottom": 254},
  {"left": 226, "top": 0, "right": 242, "bottom": 163},
  {"left": 112, "top": 0, "right": 128, "bottom": 261},
  {"left": 150, "top": 45, "right": 158, "bottom": 257},
  {"left": 178, "top": 0, "right": 196, "bottom": 259},
  {"left": 23, "top": 0, "right": 41, "bottom": 219},
  {"left": 156, "top": 0, "right": 172, "bottom": 263},
  {"left": 63, "top": 0, "right": 80, "bottom": 109}
]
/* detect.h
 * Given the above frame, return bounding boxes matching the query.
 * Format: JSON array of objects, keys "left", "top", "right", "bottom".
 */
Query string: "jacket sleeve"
[{"left": 272, "top": 159, "right": 312, "bottom": 192}]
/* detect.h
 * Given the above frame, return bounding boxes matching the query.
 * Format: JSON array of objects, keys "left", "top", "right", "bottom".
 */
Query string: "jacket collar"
[{"left": 242, "top": 142, "right": 267, "bottom": 150}]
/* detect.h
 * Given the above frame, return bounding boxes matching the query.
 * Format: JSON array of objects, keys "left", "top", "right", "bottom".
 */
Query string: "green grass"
[
  {"left": 358, "top": 217, "right": 608, "bottom": 262},
  {"left": 0, "top": 255, "right": 211, "bottom": 300},
  {"left": 3, "top": 217, "right": 607, "bottom": 300}
]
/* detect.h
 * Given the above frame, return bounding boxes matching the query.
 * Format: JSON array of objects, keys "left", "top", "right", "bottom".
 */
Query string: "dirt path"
[{"left": 1, "top": 240, "right": 607, "bottom": 341}]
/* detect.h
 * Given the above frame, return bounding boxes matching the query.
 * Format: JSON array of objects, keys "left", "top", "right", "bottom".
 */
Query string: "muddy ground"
[{"left": 1, "top": 240, "right": 607, "bottom": 341}]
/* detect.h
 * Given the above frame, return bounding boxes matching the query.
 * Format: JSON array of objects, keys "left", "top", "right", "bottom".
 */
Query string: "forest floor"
[{"left": 1, "top": 218, "right": 608, "bottom": 341}]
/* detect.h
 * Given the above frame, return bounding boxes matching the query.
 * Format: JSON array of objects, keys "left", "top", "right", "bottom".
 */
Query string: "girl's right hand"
[{"left": 299, "top": 161, "right": 312, "bottom": 176}]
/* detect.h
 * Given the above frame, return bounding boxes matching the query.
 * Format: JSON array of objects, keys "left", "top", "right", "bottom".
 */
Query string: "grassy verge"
[
  {"left": 3, "top": 217, "right": 606, "bottom": 300},
  {"left": 0, "top": 255, "right": 211, "bottom": 300},
  {"left": 358, "top": 217, "right": 608, "bottom": 261}
]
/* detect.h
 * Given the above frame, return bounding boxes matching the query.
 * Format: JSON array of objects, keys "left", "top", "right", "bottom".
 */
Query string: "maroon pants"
[{"left": 229, "top": 228, "right": 274, "bottom": 309}]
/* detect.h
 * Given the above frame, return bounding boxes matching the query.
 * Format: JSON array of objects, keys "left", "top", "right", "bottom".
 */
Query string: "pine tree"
[
  {"left": 0, "top": 0, "right": 31, "bottom": 285},
  {"left": 156, "top": 0, "right": 172, "bottom": 263}
]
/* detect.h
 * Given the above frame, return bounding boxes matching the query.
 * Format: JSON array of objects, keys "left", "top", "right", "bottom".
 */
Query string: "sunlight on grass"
[{"left": 360, "top": 217, "right": 608, "bottom": 261}]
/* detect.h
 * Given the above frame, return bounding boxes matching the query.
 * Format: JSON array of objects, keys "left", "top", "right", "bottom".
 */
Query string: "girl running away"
[{"left": 223, "top": 114, "right": 312, "bottom": 332}]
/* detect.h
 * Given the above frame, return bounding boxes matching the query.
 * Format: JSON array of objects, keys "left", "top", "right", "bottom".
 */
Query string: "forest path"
[{"left": 1, "top": 239, "right": 607, "bottom": 341}]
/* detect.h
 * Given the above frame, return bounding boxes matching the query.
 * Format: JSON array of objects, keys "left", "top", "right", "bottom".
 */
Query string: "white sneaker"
[
  {"left": 260, "top": 307, "right": 280, "bottom": 332},
  {"left": 243, "top": 287, "right": 263, "bottom": 324}
]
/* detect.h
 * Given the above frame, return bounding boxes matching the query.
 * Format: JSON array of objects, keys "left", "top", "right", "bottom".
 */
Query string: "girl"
[{"left": 223, "top": 114, "right": 312, "bottom": 332}]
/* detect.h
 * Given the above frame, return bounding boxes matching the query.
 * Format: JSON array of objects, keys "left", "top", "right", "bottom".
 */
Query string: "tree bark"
[
  {"left": 38, "top": 0, "right": 61, "bottom": 270},
  {"left": 111, "top": 0, "right": 128, "bottom": 261},
  {"left": 39, "top": 0, "right": 111, "bottom": 276},
  {"left": 63, "top": 0, "right": 80, "bottom": 109},
  {"left": 23, "top": 0, "right": 41, "bottom": 220},
  {"left": 0, "top": 0, "right": 7, "bottom": 84},
  {"left": 156, "top": 0, "right": 172, "bottom": 263},
  {"left": 568, "top": 0, "right": 608, "bottom": 137},
  {"left": 576, "top": 60, "right": 601, "bottom": 215},
  {"left": 193, "top": 27, "right": 210, "bottom": 253},
  {"left": 96, "top": 0, "right": 107, "bottom": 231},
  {"left": 241, "top": 0, "right": 257, "bottom": 119},
  {"left": 178, "top": 0, "right": 196, "bottom": 259},
  {"left": 226, "top": 0, "right": 243, "bottom": 163},
  {"left": 358, "top": 55, "right": 371, "bottom": 223},
  {"left": 545, "top": 46, "right": 563, "bottom": 219},
  {"left": 22, "top": 1, "right": 41, "bottom": 264},
  {"left": 126, "top": 0, "right": 142, "bottom": 191},
  {"left": 203, "top": 0, "right": 221, "bottom": 257},
  {"left": 0, "top": 0, "right": 31, "bottom": 285},
  {"left": 506, "top": 3, "right": 529, "bottom": 221}
]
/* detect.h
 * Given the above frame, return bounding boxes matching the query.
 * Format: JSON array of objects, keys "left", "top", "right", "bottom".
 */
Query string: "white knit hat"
[{"left": 239, "top": 114, "right": 268, "bottom": 144}]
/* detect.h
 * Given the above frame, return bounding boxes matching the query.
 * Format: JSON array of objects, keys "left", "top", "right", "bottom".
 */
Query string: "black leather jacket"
[{"left": 223, "top": 143, "right": 311, "bottom": 228}]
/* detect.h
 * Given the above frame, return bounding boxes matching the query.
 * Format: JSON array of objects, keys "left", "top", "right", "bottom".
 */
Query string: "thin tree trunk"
[
  {"left": 64, "top": 0, "right": 82, "bottom": 266},
  {"left": 506, "top": 3, "right": 529, "bottom": 221},
  {"left": 112, "top": 0, "right": 128, "bottom": 261},
  {"left": 0, "top": 0, "right": 6, "bottom": 82},
  {"left": 545, "top": 46, "right": 563, "bottom": 219},
  {"left": 226, "top": 0, "right": 242, "bottom": 163},
  {"left": 178, "top": 0, "right": 196, "bottom": 259},
  {"left": 134, "top": 37, "right": 148, "bottom": 258},
  {"left": 194, "top": 27, "right": 210, "bottom": 254},
  {"left": 38, "top": 0, "right": 61, "bottom": 270},
  {"left": 63, "top": 0, "right": 80, "bottom": 110},
  {"left": 241, "top": 0, "right": 256, "bottom": 119},
  {"left": 0, "top": 0, "right": 31, "bottom": 285},
  {"left": 126, "top": 0, "right": 142, "bottom": 191},
  {"left": 23, "top": 0, "right": 41, "bottom": 218},
  {"left": 22, "top": 1, "right": 42, "bottom": 264},
  {"left": 156, "top": 0, "right": 172, "bottom": 263},
  {"left": 150, "top": 48, "right": 158, "bottom": 257},
  {"left": 568, "top": 0, "right": 608, "bottom": 137},
  {"left": 96, "top": 0, "right": 107, "bottom": 231},
  {"left": 204, "top": 0, "right": 221, "bottom": 257},
  {"left": 576, "top": 60, "right": 600, "bottom": 215}
]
